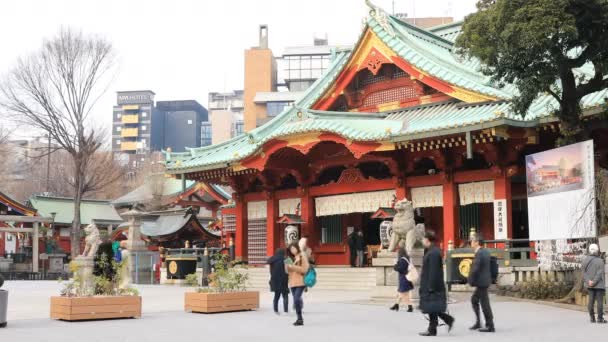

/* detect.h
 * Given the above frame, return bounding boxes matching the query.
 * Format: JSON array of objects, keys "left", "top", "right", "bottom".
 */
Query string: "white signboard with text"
[
  {"left": 526, "top": 140, "right": 596, "bottom": 240},
  {"left": 493, "top": 199, "right": 508, "bottom": 240}
]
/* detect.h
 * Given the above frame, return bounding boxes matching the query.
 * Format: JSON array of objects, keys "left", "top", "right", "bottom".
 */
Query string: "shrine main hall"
[{"left": 165, "top": 3, "right": 608, "bottom": 266}]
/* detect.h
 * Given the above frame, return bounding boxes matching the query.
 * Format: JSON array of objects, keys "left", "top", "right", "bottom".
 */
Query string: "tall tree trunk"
[
  {"left": 557, "top": 100, "right": 584, "bottom": 146},
  {"left": 70, "top": 159, "right": 84, "bottom": 258}
]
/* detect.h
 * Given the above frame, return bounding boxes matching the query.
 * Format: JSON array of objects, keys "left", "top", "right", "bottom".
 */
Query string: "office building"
[
  {"left": 208, "top": 91, "right": 244, "bottom": 145},
  {"left": 156, "top": 100, "right": 208, "bottom": 152},
  {"left": 244, "top": 26, "right": 341, "bottom": 131},
  {"left": 112, "top": 91, "right": 209, "bottom": 163},
  {"left": 112, "top": 90, "right": 160, "bottom": 156}
]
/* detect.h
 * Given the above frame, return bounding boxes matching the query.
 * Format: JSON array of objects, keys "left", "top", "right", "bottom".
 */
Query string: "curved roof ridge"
[
  {"left": 427, "top": 20, "right": 464, "bottom": 32},
  {"left": 367, "top": 15, "right": 512, "bottom": 100},
  {"left": 388, "top": 15, "right": 454, "bottom": 49}
]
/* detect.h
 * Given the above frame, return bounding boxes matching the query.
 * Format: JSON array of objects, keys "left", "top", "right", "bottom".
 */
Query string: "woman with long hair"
[
  {"left": 390, "top": 247, "right": 414, "bottom": 312},
  {"left": 266, "top": 248, "right": 289, "bottom": 315},
  {"left": 285, "top": 242, "right": 309, "bottom": 326}
]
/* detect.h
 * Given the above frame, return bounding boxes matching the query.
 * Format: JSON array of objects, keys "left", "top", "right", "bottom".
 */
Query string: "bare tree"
[
  {"left": 553, "top": 168, "right": 608, "bottom": 303},
  {"left": 0, "top": 28, "right": 116, "bottom": 257}
]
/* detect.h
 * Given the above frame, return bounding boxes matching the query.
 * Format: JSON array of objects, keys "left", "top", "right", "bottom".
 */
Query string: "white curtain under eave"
[
  {"left": 315, "top": 190, "right": 396, "bottom": 217},
  {"left": 410, "top": 186, "right": 443, "bottom": 208},
  {"left": 279, "top": 198, "right": 301, "bottom": 216},
  {"left": 247, "top": 201, "right": 267, "bottom": 220},
  {"left": 458, "top": 181, "right": 495, "bottom": 206}
]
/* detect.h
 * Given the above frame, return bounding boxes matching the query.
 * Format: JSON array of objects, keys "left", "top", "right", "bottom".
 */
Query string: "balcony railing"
[
  {"left": 121, "top": 115, "right": 139, "bottom": 124},
  {"left": 120, "top": 141, "right": 137, "bottom": 151},
  {"left": 120, "top": 128, "right": 138, "bottom": 137}
]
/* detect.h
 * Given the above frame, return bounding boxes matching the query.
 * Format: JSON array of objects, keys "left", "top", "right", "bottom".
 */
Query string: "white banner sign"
[
  {"left": 526, "top": 140, "right": 596, "bottom": 240},
  {"left": 493, "top": 199, "right": 508, "bottom": 240}
]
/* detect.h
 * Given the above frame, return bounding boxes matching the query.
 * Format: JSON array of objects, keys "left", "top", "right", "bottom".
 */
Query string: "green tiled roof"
[
  {"left": 29, "top": 195, "right": 123, "bottom": 225},
  {"left": 112, "top": 178, "right": 196, "bottom": 207},
  {"left": 427, "top": 21, "right": 463, "bottom": 43},
  {"left": 165, "top": 5, "right": 608, "bottom": 175},
  {"left": 371, "top": 15, "right": 515, "bottom": 99}
]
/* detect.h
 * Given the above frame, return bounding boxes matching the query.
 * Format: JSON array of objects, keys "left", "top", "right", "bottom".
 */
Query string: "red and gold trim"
[{"left": 312, "top": 28, "right": 496, "bottom": 111}]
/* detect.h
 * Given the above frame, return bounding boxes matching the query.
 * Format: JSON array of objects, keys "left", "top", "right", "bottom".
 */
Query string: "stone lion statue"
[
  {"left": 388, "top": 199, "right": 424, "bottom": 254},
  {"left": 81, "top": 224, "right": 101, "bottom": 257}
]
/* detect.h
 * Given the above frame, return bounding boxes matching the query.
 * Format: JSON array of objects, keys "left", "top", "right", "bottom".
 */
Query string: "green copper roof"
[
  {"left": 112, "top": 178, "right": 196, "bottom": 207},
  {"left": 29, "top": 196, "right": 123, "bottom": 225},
  {"left": 427, "top": 21, "right": 463, "bottom": 43},
  {"left": 368, "top": 15, "right": 515, "bottom": 99},
  {"left": 165, "top": 4, "right": 608, "bottom": 175}
]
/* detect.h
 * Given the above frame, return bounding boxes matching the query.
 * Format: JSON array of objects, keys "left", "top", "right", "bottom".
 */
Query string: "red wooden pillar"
[
  {"left": 494, "top": 174, "right": 513, "bottom": 239},
  {"left": 442, "top": 178, "right": 458, "bottom": 251},
  {"left": 235, "top": 195, "right": 248, "bottom": 261},
  {"left": 266, "top": 193, "right": 278, "bottom": 257},
  {"left": 299, "top": 189, "right": 315, "bottom": 246},
  {"left": 396, "top": 177, "right": 409, "bottom": 200}
]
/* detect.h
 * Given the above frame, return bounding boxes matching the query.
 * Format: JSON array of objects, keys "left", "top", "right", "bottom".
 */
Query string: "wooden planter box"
[
  {"left": 50, "top": 296, "right": 142, "bottom": 321},
  {"left": 185, "top": 291, "right": 259, "bottom": 313}
]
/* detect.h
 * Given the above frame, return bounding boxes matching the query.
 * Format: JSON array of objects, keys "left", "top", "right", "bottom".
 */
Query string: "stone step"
[{"left": 242, "top": 266, "right": 377, "bottom": 290}]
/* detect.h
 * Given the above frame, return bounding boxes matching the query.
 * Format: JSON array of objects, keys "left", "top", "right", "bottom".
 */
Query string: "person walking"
[
  {"left": 286, "top": 242, "right": 310, "bottom": 326},
  {"left": 419, "top": 230, "right": 454, "bottom": 336},
  {"left": 468, "top": 234, "right": 495, "bottom": 332},
  {"left": 389, "top": 247, "right": 414, "bottom": 312},
  {"left": 348, "top": 230, "right": 358, "bottom": 267},
  {"left": 267, "top": 248, "right": 289, "bottom": 315},
  {"left": 582, "top": 243, "right": 606, "bottom": 324},
  {"left": 356, "top": 230, "right": 366, "bottom": 267}
]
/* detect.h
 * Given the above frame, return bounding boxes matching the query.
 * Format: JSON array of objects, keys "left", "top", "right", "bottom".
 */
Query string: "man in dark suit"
[
  {"left": 419, "top": 230, "right": 454, "bottom": 336},
  {"left": 468, "top": 234, "right": 495, "bottom": 332}
]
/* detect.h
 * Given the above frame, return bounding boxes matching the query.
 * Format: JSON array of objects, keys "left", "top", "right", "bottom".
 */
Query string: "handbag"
[{"left": 403, "top": 257, "right": 419, "bottom": 283}]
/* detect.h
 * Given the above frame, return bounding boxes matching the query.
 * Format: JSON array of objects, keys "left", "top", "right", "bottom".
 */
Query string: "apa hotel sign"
[{"left": 117, "top": 91, "right": 155, "bottom": 105}]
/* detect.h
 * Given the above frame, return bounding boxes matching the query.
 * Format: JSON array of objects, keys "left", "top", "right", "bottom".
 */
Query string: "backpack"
[
  {"left": 304, "top": 267, "right": 317, "bottom": 288},
  {"left": 490, "top": 256, "right": 499, "bottom": 284},
  {"left": 403, "top": 257, "right": 419, "bottom": 283}
]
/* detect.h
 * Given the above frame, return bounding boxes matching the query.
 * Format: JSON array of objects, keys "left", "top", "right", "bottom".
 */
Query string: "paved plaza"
[{"left": 1, "top": 281, "right": 605, "bottom": 341}]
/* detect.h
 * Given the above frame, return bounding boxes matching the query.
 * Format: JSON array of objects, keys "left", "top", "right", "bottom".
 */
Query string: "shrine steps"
[{"left": 244, "top": 266, "right": 377, "bottom": 291}]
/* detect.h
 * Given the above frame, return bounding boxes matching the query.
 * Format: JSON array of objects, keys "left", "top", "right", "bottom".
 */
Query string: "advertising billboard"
[{"left": 526, "top": 140, "right": 596, "bottom": 240}]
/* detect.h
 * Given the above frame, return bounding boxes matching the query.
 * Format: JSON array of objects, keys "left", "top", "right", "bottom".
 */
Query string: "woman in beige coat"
[{"left": 286, "top": 242, "right": 310, "bottom": 326}]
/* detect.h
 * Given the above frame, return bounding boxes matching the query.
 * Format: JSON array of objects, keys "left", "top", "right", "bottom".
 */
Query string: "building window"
[
  {"left": 319, "top": 215, "right": 342, "bottom": 244},
  {"left": 201, "top": 122, "right": 212, "bottom": 146},
  {"left": 284, "top": 54, "right": 330, "bottom": 85},
  {"left": 188, "top": 119, "right": 193, "bottom": 125},
  {"left": 117, "top": 113, "right": 122, "bottom": 119},
  {"left": 141, "top": 112, "right": 147, "bottom": 117},
  {"left": 141, "top": 138, "right": 146, "bottom": 145},
  {"left": 116, "top": 126, "right": 122, "bottom": 132},
  {"left": 266, "top": 102, "right": 291, "bottom": 117},
  {"left": 141, "top": 125, "right": 147, "bottom": 131},
  {"left": 116, "top": 139, "right": 121, "bottom": 145},
  {"left": 232, "top": 121, "right": 244, "bottom": 138}
]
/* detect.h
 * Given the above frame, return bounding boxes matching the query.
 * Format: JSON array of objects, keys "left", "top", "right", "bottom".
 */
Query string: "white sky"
[{"left": 0, "top": 0, "right": 477, "bottom": 137}]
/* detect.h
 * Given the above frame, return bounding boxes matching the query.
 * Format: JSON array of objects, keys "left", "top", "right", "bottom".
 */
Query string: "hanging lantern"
[
  {"left": 379, "top": 220, "right": 393, "bottom": 248},
  {"left": 284, "top": 225, "right": 300, "bottom": 246}
]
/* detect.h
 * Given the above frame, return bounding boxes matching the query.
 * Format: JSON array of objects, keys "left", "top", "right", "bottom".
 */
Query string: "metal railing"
[{"left": 481, "top": 239, "right": 536, "bottom": 268}]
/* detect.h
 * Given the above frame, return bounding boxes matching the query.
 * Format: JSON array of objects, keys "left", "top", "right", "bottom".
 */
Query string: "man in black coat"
[
  {"left": 468, "top": 234, "right": 495, "bottom": 332},
  {"left": 355, "top": 231, "right": 366, "bottom": 267},
  {"left": 419, "top": 230, "right": 454, "bottom": 336},
  {"left": 347, "top": 230, "right": 358, "bottom": 267}
]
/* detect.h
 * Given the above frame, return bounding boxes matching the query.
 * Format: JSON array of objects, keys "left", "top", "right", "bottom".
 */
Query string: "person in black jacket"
[
  {"left": 468, "top": 234, "right": 494, "bottom": 332},
  {"left": 355, "top": 231, "right": 366, "bottom": 267},
  {"left": 419, "top": 230, "right": 454, "bottom": 337},
  {"left": 267, "top": 248, "right": 289, "bottom": 314},
  {"left": 347, "top": 231, "right": 358, "bottom": 267}
]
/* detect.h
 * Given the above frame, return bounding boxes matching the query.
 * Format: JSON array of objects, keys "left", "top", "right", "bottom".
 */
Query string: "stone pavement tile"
[{"left": 1, "top": 281, "right": 605, "bottom": 342}]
